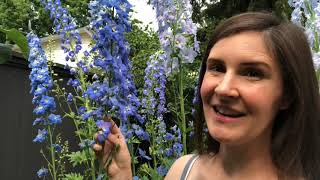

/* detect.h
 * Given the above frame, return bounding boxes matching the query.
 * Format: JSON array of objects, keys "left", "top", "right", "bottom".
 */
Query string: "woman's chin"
[{"left": 209, "top": 127, "right": 242, "bottom": 145}]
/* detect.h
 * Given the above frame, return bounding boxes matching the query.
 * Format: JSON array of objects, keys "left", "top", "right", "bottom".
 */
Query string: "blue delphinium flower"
[
  {"left": 289, "top": 0, "right": 320, "bottom": 69},
  {"left": 96, "top": 120, "right": 112, "bottom": 143},
  {"left": 27, "top": 34, "right": 53, "bottom": 99},
  {"left": 33, "top": 117, "right": 45, "bottom": 126},
  {"left": 86, "top": 0, "right": 144, "bottom": 142},
  {"left": 33, "top": 129, "right": 48, "bottom": 143},
  {"left": 96, "top": 174, "right": 106, "bottom": 180},
  {"left": 28, "top": 31, "right": 64, "bottom": 179},
  {"left": 48, "top": 114, "right": 62, "bottom": 125},
  {"left": 141, "top": 50, "right": 184, "bottom": 176},
  {"left": 164, "top": 148, "right": 173, "bottom": 157},
  {"left": 39, "top": 0, "right": 82, "bottom": 62},
  {"left": 313, "top": 52, "right": 320, "bottom": 69},
  {"left": 52, "top": 144, "right": 62, "bottom": 153},
  {"left": 157, "top": 165, "right": 168, "bottom": 176},
  {"left": 79, "top": 139, "right": 95, "bottom": 149},
  {"left": 119, "top": 124, "right": 134, "bottom": 141},
  {"left": 142, "top": 51, "right": 167, "bottom": 122},
  {"left": 138, "top": 148, "right": 152, "bottom": 160},
  {"left": 66, "top": 93, "right": 73, "bottom": 103},
  {"left": 28, "top": 32, "right": 59, "bottom": 132},
  {"left": 132, "top": 124, "right": 150, "bottom": 141},
  {"left": 165, "top": 133, "right": 174, "bottom": 141},
  {"left": 150, "top": 0, "right": 199, "bottom": 74},
  {"left": 37, "top": 167, "right": 49, "bottom": 178},
  {"left": 173, "top": 142, "right": 183, "bottom": 156}
]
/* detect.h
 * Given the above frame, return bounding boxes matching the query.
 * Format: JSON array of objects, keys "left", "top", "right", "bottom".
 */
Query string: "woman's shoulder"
[{"left": 164, "top": 154, "right": 198, "bottom": 180}]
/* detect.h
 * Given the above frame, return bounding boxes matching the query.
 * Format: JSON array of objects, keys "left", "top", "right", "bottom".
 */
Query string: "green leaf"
[
  {"left": 75, "top": 129, "right": 87, "bottom": 137},
  {"left": 150, "top": 168, "right": 163, "bottom": 180},
  {"left": 67, "top": 150, "right": 88, "bottom": 167},
  {"left": 141, "top": 176, "right": 149, "bottom": 180},
  {"left": 0, "top": 28, "right": 29, "bottom": 59},
  {"left": 0, "top": 43, "right": 12, "bottom": 64},
  {"left": 62, "top": 173, "right": 84, "bottom": 180}
]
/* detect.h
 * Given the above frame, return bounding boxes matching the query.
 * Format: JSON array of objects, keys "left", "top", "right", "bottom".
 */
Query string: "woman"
[{"left": 93, "top": 12, "right": 320, "bottom": 179}]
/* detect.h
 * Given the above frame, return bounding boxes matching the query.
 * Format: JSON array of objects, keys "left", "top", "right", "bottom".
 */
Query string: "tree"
[
  {"left": 0, "top": 0, "right": 91, "bottom": 43},
  {"left": 126, "top": 19, "right": 160, "bottom": 93}
]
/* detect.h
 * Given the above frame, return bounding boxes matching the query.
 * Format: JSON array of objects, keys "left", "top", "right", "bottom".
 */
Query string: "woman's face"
[{"left": 200, "top": 31, "right": 286, "bottom": 146}]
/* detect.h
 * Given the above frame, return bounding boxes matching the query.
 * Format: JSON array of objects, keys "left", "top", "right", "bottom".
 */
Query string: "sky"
[{"left": 128, "top": 0, "right": 158, "bottom": 30}]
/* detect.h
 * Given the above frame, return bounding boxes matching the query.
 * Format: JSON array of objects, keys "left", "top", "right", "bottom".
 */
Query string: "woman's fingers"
[
  {"left": 93, "top": 118, "right": 130, "bottom": 176},
  {"left": 93, "top": 132, "right": 104, "bottom": 156},
  {"left": 105, "top": 160, "right": 120, "bottom": 177},
  {"left": 107, "top": 133, "right": 121, "bottom": 144},
  {"left": 103, "top": 139, "right": 114, "bottom": 164},
  {"left": 93, "top": 143, "right": 103, "bottom": 151},
  {"left": 110, "top": 121, "right": 121, "bottom": 134}
]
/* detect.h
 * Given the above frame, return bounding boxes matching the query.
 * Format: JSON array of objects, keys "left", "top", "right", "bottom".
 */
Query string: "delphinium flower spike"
[
  {"left": 150, "top": 0, "right": 199, "bottom": 156},
  {"left": 28, "top": 33, "right": 61, "bottom": 179},
  {"left": 150, "top": 0, "right": 199, "bottom": 74},
  {"left": 40, "top": 0, "right": 82, "bottom": 63},
  {"left": 88, "top": 0, "right": 143, "bottom": 139},
  {"left": 141, "top": 51, "right": 183, "bottom": 177},
  {"left": 289, "top": 0, "right": 320, "bottom": 69}
]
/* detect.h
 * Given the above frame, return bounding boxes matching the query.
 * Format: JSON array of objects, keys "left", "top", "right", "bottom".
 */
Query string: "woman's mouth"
[{"left": 213, "top": 105, "right": 245, "bottom": 118}]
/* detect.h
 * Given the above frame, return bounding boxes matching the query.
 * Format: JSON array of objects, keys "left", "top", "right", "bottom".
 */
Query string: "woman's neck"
[{"left": 214, "top": 135, "right": 278, "bottom": 179}]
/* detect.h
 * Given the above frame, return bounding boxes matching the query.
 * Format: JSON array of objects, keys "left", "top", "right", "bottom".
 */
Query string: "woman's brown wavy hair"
[{"left": 194, "top": 12, "right": 320, "bottom": 179}]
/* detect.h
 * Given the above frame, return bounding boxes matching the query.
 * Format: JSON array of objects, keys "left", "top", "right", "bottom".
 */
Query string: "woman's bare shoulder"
[{"left": 164, "top": 154, "right": 196, "bottom": 180}]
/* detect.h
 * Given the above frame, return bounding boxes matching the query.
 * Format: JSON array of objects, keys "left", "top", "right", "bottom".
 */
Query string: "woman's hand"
[{"left": 93, "top": 120, "right": 132, "bottom": 180}]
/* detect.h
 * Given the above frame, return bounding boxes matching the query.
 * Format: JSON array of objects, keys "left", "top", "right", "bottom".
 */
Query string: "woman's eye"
[
  {"left": 208, "top": 63, "right": 225, "bottom": 73},
  {"left": 242, "top": 69, "right": 264, "bottom": 80}
]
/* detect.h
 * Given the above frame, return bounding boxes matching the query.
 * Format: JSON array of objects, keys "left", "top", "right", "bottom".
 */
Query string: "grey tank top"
[{"left": 180, "top": 154, "right": 199, "bottom": 180}]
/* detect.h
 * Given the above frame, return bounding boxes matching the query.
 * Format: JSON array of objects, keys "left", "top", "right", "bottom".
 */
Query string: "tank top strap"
[{"left": 180, "top": 154, "right": 199, "bottom": 180}]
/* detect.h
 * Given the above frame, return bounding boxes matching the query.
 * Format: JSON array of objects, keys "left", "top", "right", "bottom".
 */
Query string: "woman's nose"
[{"left": 214, "top": 73, "right": 239, "bottom": 98}]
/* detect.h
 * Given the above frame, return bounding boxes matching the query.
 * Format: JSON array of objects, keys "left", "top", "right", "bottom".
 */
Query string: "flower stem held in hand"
[{"left": 104, "top": 143, "right": 120, "bottom": 173}]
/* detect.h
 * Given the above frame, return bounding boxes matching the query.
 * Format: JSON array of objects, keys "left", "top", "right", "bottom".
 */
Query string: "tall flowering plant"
[
  {"left": 150, "top": 0, "right": 199, "bottom": 155},
  {"left": 289, "top": 0, "right": 320, "bottom": 78},
  {"left": 29, "top": 0, "right": 199, "bottom": 179},
  {"left": 29, "top": 0, "right": 144, "bottom": 179},
  {"left": 137, "top": 51, "right": 183, "bottom": 178},
  {"left": 28, "top": 33, "right": 65, "bottom": 179}
]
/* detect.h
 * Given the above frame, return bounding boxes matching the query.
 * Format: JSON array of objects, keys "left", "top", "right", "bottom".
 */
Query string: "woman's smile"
[{"left": 213, "top": 104, "right": 246, "bottom": 123}]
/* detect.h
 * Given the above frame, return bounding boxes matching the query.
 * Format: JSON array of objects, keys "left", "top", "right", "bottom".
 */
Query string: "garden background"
[{"left": 0, "top": 0, "right": 299, "bottom": 179}]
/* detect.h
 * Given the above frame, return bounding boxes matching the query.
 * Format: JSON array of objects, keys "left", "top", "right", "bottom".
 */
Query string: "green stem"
[
  {"left": 47, "top": 125, "right": 57, "bottom": 180},
  {"left": 90, "top": 154, "right": 96, "bottom": 180},
  {"left": 178, "top": 58, "right": 187, "bottom": 155},
  {"left": 129, "top": 143, "right": 136, "bottom": 176},
  {"left": 151, "top": 119, "right": 157, "bottom": 168}
]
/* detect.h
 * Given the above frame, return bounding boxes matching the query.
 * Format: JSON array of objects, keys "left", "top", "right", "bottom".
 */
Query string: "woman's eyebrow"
[
  {"left": 207, "top": 57, "right": 271, "bottom": 69},
  {"left": 240, "top": 61, "right": 271, "bottom": 70},
  {"left": 206, "top": 57, "right": 224, "bottom": 63}
]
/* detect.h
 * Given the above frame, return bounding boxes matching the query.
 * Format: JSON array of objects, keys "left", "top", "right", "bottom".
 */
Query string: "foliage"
[
  {"left": 0, "top": 28, "right": 29, "bottom": 59},
  {"left": 0, "top": 0, "right": 32, "bottom": 42},
  {"left": 0, "top": 0, "right": 91, "bottom": 43},
  {"left": 126, "top": 19, "right": 160, "bottom": 92},
  {"left": 62, "top": 0, "right": 91, "bottom": 28}
]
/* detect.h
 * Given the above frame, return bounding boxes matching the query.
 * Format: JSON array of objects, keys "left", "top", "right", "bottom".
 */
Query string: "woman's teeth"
[{"left": 214, "top": 106, "right": 244, "bottom": 117}]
